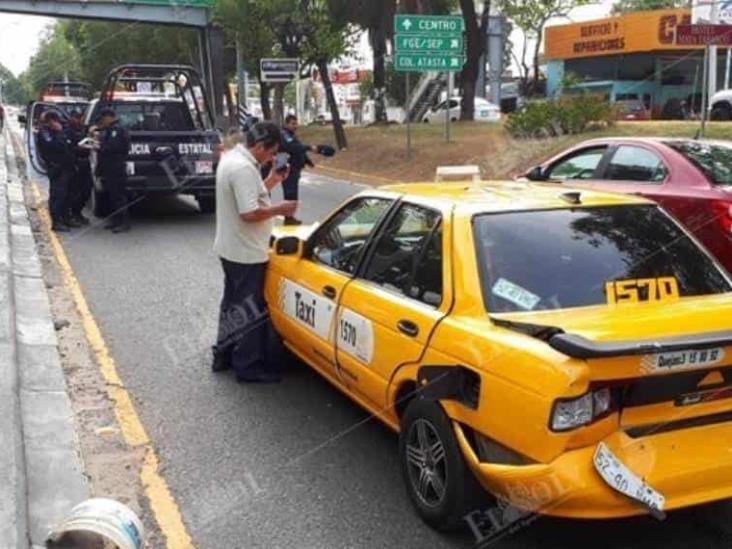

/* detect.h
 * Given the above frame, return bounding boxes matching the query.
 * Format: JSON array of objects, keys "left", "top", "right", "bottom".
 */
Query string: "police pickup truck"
[{"left": 85, "top": 65, "right": 222, "bottom": 215}]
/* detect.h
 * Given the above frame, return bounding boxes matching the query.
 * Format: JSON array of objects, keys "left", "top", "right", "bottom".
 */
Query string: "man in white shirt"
[{"left": 212, "top": 122, "right": 297, "bottom": 382}]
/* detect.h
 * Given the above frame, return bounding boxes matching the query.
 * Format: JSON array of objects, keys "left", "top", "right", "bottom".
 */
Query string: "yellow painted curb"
[{"left": 30, "top": 183, "right": 194, "bottom": 549}]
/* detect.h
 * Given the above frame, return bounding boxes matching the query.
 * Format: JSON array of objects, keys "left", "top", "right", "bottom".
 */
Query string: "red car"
[
  {"left": 614, "top": 99, "right": 652, "bottom": 121},
  {"left": 524, "top": 137, "right": 732, "bottom": 273}
]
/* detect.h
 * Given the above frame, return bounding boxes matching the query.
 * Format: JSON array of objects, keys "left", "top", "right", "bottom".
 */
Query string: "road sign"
[
  {"left": 395, "top": 34, "right": 464, "bottom": 54},
  {"left": 394, "top": 14, "right": 465, "bottom": 35},
  {"left": 395, "top": 53, "right": 465, "bottom": 72},
  {"left": 260, "top": 59, "right": 299, "bottom": 83},
  {"left": 676, "top": 24, "right": 732, "bottom": 46}
]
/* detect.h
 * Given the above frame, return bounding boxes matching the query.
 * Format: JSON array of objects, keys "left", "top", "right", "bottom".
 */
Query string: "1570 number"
[{"left": 605, "top": 277, "right": 680, "bottom": 305}]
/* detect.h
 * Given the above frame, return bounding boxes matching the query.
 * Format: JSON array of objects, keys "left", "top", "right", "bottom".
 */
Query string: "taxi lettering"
[
  {"left": 605, "top": 277, "right": 680, "bottom": 305},
  {"left": 295, "top": 291, "right": 317, "bottom": 328}
]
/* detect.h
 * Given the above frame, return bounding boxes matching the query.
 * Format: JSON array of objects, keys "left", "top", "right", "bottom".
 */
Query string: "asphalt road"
[{"left": 18, "top": 124, "right": 732, "bottom": 548}]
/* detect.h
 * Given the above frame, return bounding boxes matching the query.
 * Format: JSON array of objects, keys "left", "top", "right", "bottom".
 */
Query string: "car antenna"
[{"left": 560, "top": 191, "right": 582, "bottom": 205}]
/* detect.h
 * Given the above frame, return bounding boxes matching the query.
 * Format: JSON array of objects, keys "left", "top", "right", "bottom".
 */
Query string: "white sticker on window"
[
  {"left": 491, "top": 278, "right": 541, "bottom": 310},
  {"left": 337, "top": 308, "right": 374, "bottom": 365},
  {"left": 279, "top": 279, "right": 335, "bottom": 341}
]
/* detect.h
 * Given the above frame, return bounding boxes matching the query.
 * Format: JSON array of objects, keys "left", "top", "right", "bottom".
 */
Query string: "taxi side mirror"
[
  {"left": 275, "top": 236, "right": 301, "bottom": 256},
  {"left": 17, "top": 114, "right": 27, "bottom": 127},
  {"left": 525, "top": 166, "right": 546, "bottom": 181}
]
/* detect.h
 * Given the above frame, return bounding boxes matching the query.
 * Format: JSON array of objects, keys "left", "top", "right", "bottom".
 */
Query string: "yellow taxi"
[{"left": 265, "top": 181, "right": 732, "bottom": 530}]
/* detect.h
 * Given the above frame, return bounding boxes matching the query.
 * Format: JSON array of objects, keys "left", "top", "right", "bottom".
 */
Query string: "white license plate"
[
  {"left": 126, "top": 162, "right": 135, "bottom": 176},
  {"left": 593, "top": 442, "right": 665, "bottom": 517},
  {"left": 195, "top": 160, "right": 214, "bottom": 175}
]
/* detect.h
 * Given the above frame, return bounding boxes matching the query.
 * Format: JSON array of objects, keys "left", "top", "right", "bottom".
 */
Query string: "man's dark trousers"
[
  {"left": 213, "top": 259, "right": 274, "bottom": 378},
  {"left": 282, "top": 169, "right": 301, "bottom": 201},
  {"left": 48, "top": 167, "right": 71, "bottom": 225},
  {"left": 71, "top": 161, "right": 93, "bottom": 216},
  {"left": 105, "top": 173, "right": 129, "bottom": 227}
]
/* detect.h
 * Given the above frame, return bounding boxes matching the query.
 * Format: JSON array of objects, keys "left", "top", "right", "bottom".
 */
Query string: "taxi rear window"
[{"left": 473, "top": 205, "right": 731, "bottom": 313}]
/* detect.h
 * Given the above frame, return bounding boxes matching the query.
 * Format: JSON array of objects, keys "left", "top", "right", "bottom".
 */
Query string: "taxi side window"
[
  {"left": 605, "top": 146, "right": 667, "bottom": 182},
  {"left": 310, "top": 197, "right": 392, "bottom": 274},
  {"left": 363, "top": 204, "right": 443, "bottom": 306}
]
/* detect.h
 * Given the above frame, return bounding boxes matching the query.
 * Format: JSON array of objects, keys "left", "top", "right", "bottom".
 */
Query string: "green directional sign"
[
  {"left": 395, "top": 53, "right": 465, "bottom": 72},
  {"left": 395, "top": 14, "right": 465, "bottom": 35},
  {"left": 395, "top": 34, "right": 464, "bottom": 54}
]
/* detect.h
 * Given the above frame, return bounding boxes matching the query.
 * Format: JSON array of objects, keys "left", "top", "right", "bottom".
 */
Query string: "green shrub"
[{"left": 506, "top": 93, "right": 614, "bottom": 139}]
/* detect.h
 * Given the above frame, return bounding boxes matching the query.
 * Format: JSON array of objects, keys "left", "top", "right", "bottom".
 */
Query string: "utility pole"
[{"left": 710, "top": 0, "right": 719, "bottom": 100}]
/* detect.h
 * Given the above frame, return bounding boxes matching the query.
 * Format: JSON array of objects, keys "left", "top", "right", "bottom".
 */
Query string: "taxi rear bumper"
[{"left": 454, "top": 420, "right": 732, "bottom": 519}]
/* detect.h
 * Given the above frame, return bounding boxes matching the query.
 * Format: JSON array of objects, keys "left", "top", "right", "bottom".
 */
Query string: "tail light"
[
  {"left": 711, "top": 200, "right": 732, "bottom": 235},
  {"left": 550, "top": 388, "right": 615, "bottom": 432}
]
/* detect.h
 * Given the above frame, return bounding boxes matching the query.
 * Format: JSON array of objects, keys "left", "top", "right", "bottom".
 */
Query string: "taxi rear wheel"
[{"left": 399, "top": 399, "right": 485, "bottom": 531}]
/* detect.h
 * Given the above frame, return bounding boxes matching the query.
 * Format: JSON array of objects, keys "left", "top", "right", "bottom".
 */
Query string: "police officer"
[
  {"left": 280, "top": 115, "right": 316, "bottom": 226},
  {"left": 65, "top": 111, "right": 92, "bottom": 226},
  {"left": 37, "top": 111, "right": 76, "bottom": 232},
  {"left": 96, "top": 108, "right": 131, "bottom": 233}
]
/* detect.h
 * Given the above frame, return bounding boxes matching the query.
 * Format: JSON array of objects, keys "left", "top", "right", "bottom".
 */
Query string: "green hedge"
[{"left": 506, "top": 93, "right": 615, "bottom": 139}]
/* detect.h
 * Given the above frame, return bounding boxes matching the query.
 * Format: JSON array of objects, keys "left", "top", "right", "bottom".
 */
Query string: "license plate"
[
  {"left": 593, "top": 442, "right": 665, "bottom": 519},
  {"left": 126, "top": 162, "right": 135, "bottom": 176},
  {"left": 195, "top": 160, "right": 214, "bottom": 175}
]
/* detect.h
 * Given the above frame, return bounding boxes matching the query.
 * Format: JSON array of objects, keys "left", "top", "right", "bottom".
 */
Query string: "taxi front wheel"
[{"left": 399, "top": 399, "right": 487, "bottom": 531}]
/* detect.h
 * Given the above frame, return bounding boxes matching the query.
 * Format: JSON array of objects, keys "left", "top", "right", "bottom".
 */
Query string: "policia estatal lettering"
[
  {"left": 95, "top": 108, "right": 132, "bottom": 233},
  {"left": 37, "top": 111, "right": 76, "bottom": 232}
]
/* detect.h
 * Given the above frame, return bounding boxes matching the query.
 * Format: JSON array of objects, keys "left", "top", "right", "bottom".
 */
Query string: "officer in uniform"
[
  {"left": 96, "top": 108, "right": 131, "bottom": 233},
  {"left": 37, "top": 111, "right": 76, "bottom": 232},
  {"left": 280, "top": 115, "right": 316, "bottom": 226},
  {"left": 65, "top": 111, "right": 92, "bottom": 226}
]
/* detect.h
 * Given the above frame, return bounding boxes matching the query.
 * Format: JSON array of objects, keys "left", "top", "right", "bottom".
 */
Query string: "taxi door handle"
[
  {"left": 322, "top": 285, "right": 337, "bottom": 300},
  {"left": 397, "top": 319, "right": 419, "bottom": 338}
]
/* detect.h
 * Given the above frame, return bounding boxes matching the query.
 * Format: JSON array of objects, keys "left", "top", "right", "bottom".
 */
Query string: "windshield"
[
  {"left": 665, "top": 140, "right": 732, "bottom": 186},
  {"left": 473, "top": 205, "right": 731, "bottom": 313},
  {"left": 111, "top": 102, "right": 195, "bottom": 132}
]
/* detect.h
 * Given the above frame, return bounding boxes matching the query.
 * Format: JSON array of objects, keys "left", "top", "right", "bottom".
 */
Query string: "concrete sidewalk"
[{"left": 0, "top": 127, "right": 88, "bottom": 547}]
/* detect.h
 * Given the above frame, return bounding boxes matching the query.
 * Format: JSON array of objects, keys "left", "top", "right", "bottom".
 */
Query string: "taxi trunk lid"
[{"left": 491, "top": 294, "right": 732, "bottom": 434}]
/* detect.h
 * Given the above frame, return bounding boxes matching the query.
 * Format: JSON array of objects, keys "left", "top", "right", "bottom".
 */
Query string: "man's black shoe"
[
  {"left": 111, "top": 224, "right": 131, "bottom": 234},
  {"left": 51, "top": 223, "right": 70, "bottom": 233},
  {"left": 72, "top": 214, "right": 91, "bottom": 226},
  {"left": 65, "top": 218, "right": 83, "bottom": 228},
  {"left": 212, "top": 356, "right": 232, "bottom": 372},
  {"left": 283, "top": 216, "right": 302, "bottom": 226},
  {"left": 103, "top": 221, "right": 117, "bottom": 230}
]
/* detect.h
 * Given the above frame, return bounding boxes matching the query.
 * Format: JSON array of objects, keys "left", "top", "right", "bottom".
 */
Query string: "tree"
[
  {"left": 0, "top": 64, "right": 28, "bottom": 105},
  {"left": 214, "top": 0, "right": 277, "bottom": 119},
  {"left": 60, "top": 21, "right": 198, "bottom": 89},
  {"left": 264, "top": 0, "right": 356, "bottom": 149},
  {"left": 497, "top": 0, "right": 591, "bottom": 95},
  {"left": 340, "top": 0, "right": 396, "bottom": 124},
  {"left": 458, "top": 0, "right": 490, "bottom": 120},
  {"left": 23, "top": 26, "right": 84, "bottom": 97},
  {"left": 612, "top": 0, "right": 685, "bottom": 13}
]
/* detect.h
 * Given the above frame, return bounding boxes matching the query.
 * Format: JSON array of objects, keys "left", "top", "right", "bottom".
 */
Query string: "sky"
[{"left": 0, "top": 0, "right": 615, "bottom": 78}]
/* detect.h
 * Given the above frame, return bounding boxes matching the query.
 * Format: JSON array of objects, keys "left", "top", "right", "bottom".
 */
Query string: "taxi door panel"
[
  {"left": 270, "top": 261, "right": 346, "bottom": 381},
  {"left": 335, "top": 202, "right": 449, "bottom": 410},
  {"left": 268, "top": 196, "right": 396, "bottom": 384}
]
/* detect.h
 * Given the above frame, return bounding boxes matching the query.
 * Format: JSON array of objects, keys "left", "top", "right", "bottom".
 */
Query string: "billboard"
[{"left": 545, "top": 8, "right": 697, "bottom": 60}]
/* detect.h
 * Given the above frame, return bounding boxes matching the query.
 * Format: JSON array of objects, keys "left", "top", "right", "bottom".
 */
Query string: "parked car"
[
  {"left": 422, "top": 97, "right": 501, "bottom": 123},
  {"left": 523, "top": 137, "right": 732, "bottom": 273},
  {"left": 614, "top": 99, "right": 651, "bottom": 121},
  {"left": 266, "top": 182, "right": 732, "bottom": 528},
  {"left": 710, "top": 89, "right": 732, "bottom": 120}
]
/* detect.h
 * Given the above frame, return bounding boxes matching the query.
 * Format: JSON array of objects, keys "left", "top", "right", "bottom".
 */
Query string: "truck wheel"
[
  {"left": 91, "top": 188, "right": 111, "bottom": 218},
  {"left": 711, "top": 105, "right": 732, "bottom": 121},
  {"left": 197, "top": 196, "right": 216, "bottom": 214},
  {"left": 399, "top": 398, "right": 486, "bottom": 531}
]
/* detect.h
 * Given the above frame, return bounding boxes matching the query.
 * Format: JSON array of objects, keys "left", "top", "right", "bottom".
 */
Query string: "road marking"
[
  {"left": 312, "top": 165, "right": 396, "bottom": 186},
  {"left": 29, "top": 180, "right": 194, "bottom": 548}
]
